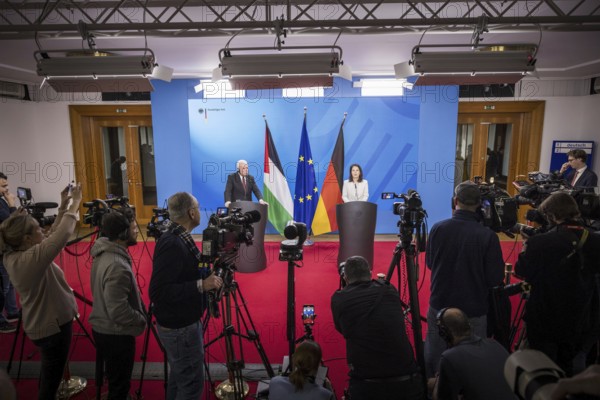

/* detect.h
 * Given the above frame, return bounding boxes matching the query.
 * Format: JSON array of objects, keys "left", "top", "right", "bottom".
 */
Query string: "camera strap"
[{"left": 561, "top": 225, "right": 589, "bottom": 269}]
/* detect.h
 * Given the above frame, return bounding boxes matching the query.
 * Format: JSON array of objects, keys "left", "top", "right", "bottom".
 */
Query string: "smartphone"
[{"left": 302, "top": 305, "right": 315, "bottom": 325}]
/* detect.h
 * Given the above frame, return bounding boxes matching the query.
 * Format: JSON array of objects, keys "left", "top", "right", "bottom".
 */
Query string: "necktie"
[
  {"left": 242, "top": 176, "right": 247, "bottom": 193},
  {"left": 571, "top": 171, "right": 579, "bottom": 186}
]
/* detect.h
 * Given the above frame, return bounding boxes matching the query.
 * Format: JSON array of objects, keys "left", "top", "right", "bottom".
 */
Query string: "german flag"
[{"left": 312, "top": 118, "right": 345, "bottom": 235}]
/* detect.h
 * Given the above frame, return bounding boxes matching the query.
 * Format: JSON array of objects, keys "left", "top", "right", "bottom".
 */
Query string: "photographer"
[
  {"left": 0, "top": 172, "right": 19, "bottom": 333},
  {"left": 331, "top": 256, "right": 423, "bottom": 400},
  {"left": 149, "top": 192, "right": 223, "bottom": 399},
  {"left": 515, "top": 192, "right": 600, "bottom": 376},
  {"left": 89, "top": 208, "right": 146, "bottom": 399},
  {"left": 0, "top": 183, "right": 82, "bottom": 399},
  {"left": 424, "top": 180, "right": 504, "bottom": 378}
]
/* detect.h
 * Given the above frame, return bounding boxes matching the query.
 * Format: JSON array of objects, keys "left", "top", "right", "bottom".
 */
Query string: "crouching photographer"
[
  {"left": 515, "top": 192, "right": 600, "bottom": 376},
  {"left": 0, "top": 183, "right": 82, "bottom": 399},
  {"left": 331, "top": 256, "right": 423, "bottom": 400}
]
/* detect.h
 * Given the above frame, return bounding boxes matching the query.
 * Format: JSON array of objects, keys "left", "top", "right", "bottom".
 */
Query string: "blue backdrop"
[{"left": 151, "top": 79, "right": 458, "bottom": 234}]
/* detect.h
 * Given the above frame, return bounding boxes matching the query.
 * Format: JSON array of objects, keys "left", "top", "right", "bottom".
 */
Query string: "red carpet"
[{"left": 0, "top": 239, "right": 524, "bottom": 399}]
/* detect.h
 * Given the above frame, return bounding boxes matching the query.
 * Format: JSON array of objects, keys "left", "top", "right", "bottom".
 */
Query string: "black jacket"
[
  {"left": 224, "top": 173, "right": 263, "bottom": 203},
  {"left": 149, "top": 231, "right": 207, "bottom": 328},
  {"left": 331, "top": 280, "right": 418, "bottom": 379}
]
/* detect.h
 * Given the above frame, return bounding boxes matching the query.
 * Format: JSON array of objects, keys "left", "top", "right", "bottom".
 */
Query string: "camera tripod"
[
  {"left": 385, "top": 226, "right": 427, "bottom": 393},
  {"left": 133, "top": 303, "right": 168, "bottom": 400},
  {"left": 7, "top": 289, "right": 94, "bottom": 399},
  {"left": 204, "top": 275, "right": 275, "bottom": 400}
]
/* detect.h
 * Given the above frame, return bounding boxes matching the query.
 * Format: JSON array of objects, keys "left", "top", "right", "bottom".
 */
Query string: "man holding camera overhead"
[
  {"left": 424, "top": 181, "right": 504, "bottom": 379},
  {"left": 331, "top": 256, "right": 423, "bottom": 400},
  {"left": 149, "top": 192, "right": 223, "bottom": 399}
]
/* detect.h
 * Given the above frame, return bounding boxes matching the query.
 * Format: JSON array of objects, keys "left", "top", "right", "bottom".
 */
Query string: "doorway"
[
  {"left": 456, "top": 101, "right": 545, "bottom": 221},
  {"left": 69, "top": 105, "right": 157, "bottom": 223}
]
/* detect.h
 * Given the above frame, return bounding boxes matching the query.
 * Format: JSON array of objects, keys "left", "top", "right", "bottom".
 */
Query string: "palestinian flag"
[{"left": 263, "top": 121, "right": 294, "bottom": 235}]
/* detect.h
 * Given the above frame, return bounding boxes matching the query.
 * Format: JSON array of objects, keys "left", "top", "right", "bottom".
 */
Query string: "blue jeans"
[
  {"left": 0, "top": 264, "right": 18, "bottom": 323},
  {"left": 157, "top": 321, "right": 204, "bottom": 400},
  {"left": 424, "top": 306, "right": 487, "bottom": 378}
]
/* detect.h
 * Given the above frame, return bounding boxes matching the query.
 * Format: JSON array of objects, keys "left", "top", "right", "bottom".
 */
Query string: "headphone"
[
  {"left": 101, "top": 209, "right": 131, "bottom": 241},
  {"left": 436, "top": 307, "right": 452, "bottom": 344}
]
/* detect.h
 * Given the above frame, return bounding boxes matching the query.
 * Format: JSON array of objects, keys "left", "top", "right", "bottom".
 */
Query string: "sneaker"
[
  {"left": 0, "top": 322, "right": 16, "bottom": 334},
  {"left": 5, "top": 313, "right": 20, "bottom": 323}
]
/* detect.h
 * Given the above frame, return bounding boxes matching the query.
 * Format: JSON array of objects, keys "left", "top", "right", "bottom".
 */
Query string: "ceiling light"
[
  {"left": 35, "top": 48, "right": 173, "bottom": 93},
  {"left": 394, "top": 44, "right": 537, "bottom": 86},
  {"left": 214, "top": 46, "right": 352, "bottom": 89}
]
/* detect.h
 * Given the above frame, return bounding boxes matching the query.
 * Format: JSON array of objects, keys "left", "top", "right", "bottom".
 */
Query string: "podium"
[
  {"left": 336, "top": 202, "right": 377, "bottom": 268},
  {"left": 231, "top": 201, "right": 267, "bottom": 273}
]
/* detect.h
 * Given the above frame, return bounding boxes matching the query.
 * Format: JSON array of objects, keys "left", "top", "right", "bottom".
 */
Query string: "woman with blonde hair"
[
  {"left": 0, "top": 184, "right": 82, "bottom": 400},
  {"left": 269, "top": 340, "right": 333, "bottom": 400}
]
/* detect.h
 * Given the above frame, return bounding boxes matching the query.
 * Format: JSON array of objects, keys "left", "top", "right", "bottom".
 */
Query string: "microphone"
[{"left": 504, "top": 263, "right": 513, "bottom": 286}]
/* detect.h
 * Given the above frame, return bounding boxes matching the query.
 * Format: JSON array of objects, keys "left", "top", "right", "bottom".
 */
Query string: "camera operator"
[
  {"left": 430, "top": 307, "right": 516, "bottom": 400},
  {"left": 558, "top": 149, "right": 598, "bottom": 189},
  {"left": 89, "top": 208, "right": 146, "bottom": 399},
  {"left": 149, "top": 192, "right": 223, "bottom": 399},
  {"left": 224, "top": 159, "right": 268, "bottom": 207},
  {"left": 331, "top": 256, "right": 423, "bottom": 400},
  {"left": 0, "top": 172, "right": 19, "bottom": 333},
  {"left": 515, "top": 192, "right": 600, "bottom": 376},
  {"left": 425, "top": 181, "right": 504, "bottom": 378},
  {"left": 0, "top": 183, "right": 82, "bottom": 399}
]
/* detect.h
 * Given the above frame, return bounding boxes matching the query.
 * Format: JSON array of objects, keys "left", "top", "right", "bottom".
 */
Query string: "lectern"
[
  {"left": 336, "top": 202, "right": 377, "bottom": 267},
  {"left": 231, "top": 201, "right": 267, "bottom": 273}
]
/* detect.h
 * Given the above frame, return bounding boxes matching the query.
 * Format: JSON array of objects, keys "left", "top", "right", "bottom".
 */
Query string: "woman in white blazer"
[{"left": 342, "top": 164, "right": 369, "bottom": 202}]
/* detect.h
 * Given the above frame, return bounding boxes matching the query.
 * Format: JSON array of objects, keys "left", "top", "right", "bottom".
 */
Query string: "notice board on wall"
[{"left": 550, "top": 141, "right": 595, "bottom": 173}]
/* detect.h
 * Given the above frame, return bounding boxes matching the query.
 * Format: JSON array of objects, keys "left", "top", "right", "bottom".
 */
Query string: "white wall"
[
  {"left": 0, "top": 99, "right": 74, "bottom": 206},
  {"left": 539, "top": 95, "right": 600, "bottom": 174}
]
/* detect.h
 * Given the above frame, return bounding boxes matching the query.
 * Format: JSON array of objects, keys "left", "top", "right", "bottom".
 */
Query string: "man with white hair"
[{"left": 224, "top": 159, "right": 268, "bottom": 207}]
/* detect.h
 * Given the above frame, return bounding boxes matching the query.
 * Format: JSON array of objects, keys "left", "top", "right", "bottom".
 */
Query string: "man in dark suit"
[
  {"left": 559, "top": 149, "right": 598, "bottom": 189},
  {"left": 224, "top": 160, "right": 268, "bottom": 207}
]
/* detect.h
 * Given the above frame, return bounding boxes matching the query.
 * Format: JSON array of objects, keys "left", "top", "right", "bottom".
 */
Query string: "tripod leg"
[
  {"left": 6, "top": 313, "right": 22, "bottom": 374},
  {"left": 232, "top": 283, "right": 275, "bottom": 378},
  {"left": 134, "top": 317, "right": 153, "bottom": 399}
]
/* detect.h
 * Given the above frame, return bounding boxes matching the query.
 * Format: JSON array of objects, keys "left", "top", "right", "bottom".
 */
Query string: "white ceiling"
[{"left": 1, "top": 1, "right": 600, "bottom": 85}]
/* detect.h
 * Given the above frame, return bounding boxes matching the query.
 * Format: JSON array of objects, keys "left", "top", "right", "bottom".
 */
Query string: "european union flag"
[{"left": 294, "top": 114, "right": 319, "bottom": 229}]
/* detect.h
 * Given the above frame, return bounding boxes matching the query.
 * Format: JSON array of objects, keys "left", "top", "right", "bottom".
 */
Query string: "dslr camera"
[
  {"left": 16, "top": 187, "right": 58, "bottom": 228},
  {"left": 201, "top": 207, "right": 260, "bottom": 260}
]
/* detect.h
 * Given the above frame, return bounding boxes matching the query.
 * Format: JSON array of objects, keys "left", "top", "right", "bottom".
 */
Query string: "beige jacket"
[{"left": 3, "top": 210, "right": 78, "bottom": 340}]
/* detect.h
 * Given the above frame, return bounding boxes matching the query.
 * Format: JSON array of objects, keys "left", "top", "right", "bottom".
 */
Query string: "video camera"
[
  {"left": 382, "top": 189, "right": 427, "bottom": 250},
  {"left": 16, "top": 187, "right": 58, "bottom": 228},
  {"left": 279, "top": 221, "right": 307, "bottom": 262},
  {"left": 82, "top": 197, "right": 131, "bottom": 227},
  {"left": 514, "top": 171, "right": 600, "bottom": 224},
  {"left": 201, "top": 207, "right": 260, "bottom": 260},
  {"left": 147, "top": 207, "right": 170, "bottom": 239},
  {"left": 475, "top": 181, "right": 519, "bottom": 234}
]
